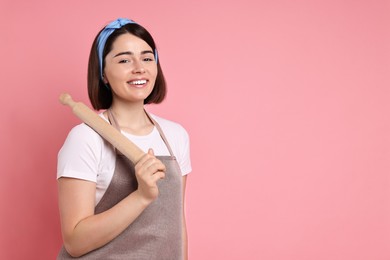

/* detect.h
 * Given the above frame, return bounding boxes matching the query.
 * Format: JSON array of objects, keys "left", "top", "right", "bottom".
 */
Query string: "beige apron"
[{"left": 58, "top": 110, "right": 183, "bottom": 259}]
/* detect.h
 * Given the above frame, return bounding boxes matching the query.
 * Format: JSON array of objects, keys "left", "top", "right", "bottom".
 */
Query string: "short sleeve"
[
  {"left": 177, "top": 126, "right": 192, "bottom": 176},
  {"left": 57, "top": 123, "right": 103, "bottom": 182}
]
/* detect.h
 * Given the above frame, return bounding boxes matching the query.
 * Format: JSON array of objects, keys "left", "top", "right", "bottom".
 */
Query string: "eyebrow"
[{"left": 113, "top": 50, "right": 154, "bottom": 57}]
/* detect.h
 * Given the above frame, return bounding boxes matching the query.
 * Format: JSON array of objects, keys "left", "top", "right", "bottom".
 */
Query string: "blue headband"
[{"left": 97, "top": 18, "right": 158, "bottom": 81}]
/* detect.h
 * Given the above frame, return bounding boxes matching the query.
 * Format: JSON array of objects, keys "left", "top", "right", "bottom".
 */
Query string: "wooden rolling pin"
[{"left": 59, "top": 93, "right": 145, "bottom": 164}]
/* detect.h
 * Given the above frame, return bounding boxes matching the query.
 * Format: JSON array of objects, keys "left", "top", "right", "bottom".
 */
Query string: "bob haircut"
[{"left": 88, "top": 22, "right": 167, "bottom": 110}]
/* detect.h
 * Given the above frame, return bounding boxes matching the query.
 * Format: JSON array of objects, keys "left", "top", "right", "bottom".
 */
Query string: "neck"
[{"left": 109, "top": 100, "right": 153, "bottom": 135}]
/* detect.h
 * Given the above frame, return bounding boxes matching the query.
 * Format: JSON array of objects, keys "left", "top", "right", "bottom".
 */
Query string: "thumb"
[{"left": 148, "top": 148, "right": 154, "bottom": 155}]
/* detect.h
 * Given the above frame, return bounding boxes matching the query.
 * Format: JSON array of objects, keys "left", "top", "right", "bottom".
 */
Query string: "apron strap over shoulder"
[
  {"left": 107, "top": 109, "right": 175, "bottom": 157},
  {"left": 144, "top": 110, "right": 175, "bottom": 157}
]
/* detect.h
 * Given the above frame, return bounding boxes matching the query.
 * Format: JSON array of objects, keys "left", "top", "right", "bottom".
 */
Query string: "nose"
[{"left": 132, "top": 59, "right": 145, "bottom": 74}]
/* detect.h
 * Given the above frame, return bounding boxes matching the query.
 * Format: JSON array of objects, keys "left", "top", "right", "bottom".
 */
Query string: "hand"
[{"left": 134, "top": 148, "right": 166, "bottom": 203}]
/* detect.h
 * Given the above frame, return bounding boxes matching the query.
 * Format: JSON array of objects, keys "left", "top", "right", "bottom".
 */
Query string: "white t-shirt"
[{"left": 57, "top": 112, "right": 192, "bottom": 205}]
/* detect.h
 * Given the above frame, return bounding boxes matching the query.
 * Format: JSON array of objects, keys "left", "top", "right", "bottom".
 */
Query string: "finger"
[
  {"left": 146, "top": 160, "right": 166, "bottom": 174},
  {"left": 135, "top": 152, "right": 155, "bottom": 169},
  {"left": 148, "top": 148, "right": 154, "bottom": 156},
  {"left": 151, "top": 171, "right": 165, "bottom": 182}
]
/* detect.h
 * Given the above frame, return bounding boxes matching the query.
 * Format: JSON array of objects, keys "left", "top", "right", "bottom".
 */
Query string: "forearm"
[
  {"left": 182, "top": 213, "right": 188, "bottom": 260},
  {"left": 182, "top": 175, "right": 188, "bottom": 260},
  {"left": 63, "top": 190, "right": 150, "bottom": 257}
]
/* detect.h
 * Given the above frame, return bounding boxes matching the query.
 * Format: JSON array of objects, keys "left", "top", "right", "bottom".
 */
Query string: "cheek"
[
  {"left": 151, "top": 67, "right": 158, "bottom": 80},
  {"left": 105, "top": 68, "right": 126, "bottom": 82}
]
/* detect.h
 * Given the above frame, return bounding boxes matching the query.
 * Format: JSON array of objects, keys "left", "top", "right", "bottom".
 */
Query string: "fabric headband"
[{"left": 97, "top": 18, "right": 158, "bottom": 81}]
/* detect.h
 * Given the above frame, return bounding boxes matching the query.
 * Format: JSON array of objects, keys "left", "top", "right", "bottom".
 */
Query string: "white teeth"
[{"left": 129, "top": 80, "right": 147, "bottom": 85}]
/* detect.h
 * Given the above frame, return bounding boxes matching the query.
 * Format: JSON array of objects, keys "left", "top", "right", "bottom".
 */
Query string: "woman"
[{"left": 57, "top": 18, "right": 191, "bottom": 259}]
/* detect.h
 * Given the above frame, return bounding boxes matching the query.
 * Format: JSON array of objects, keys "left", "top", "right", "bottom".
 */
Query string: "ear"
[{"left": 102, "top": 74, "right": 108, "bottom": 84}]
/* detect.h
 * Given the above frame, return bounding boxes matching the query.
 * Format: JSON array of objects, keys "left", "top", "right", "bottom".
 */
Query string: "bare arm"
[
  {"left": 182, "top": 175, "right": 188, "bottom": 260},
  {"left": 58, "top": 149, "right": 165, "bottom": 257}
]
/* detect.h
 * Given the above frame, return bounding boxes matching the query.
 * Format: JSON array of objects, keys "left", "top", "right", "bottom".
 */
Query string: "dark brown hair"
[{"left": 88, "top": 23, "right": 167, "bottom": 110}]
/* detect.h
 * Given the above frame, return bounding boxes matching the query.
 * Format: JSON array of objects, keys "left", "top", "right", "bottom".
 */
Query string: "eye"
[
  {"left": 119, "top": 59, "right": 130, "bottom": 63},
  {"left": 143, "top": 57, "right": 154, "bottom": 62}
]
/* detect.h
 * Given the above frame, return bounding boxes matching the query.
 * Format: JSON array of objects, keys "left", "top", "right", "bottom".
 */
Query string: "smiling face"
[{"left": 103, "top": 33, "right": 158, "bottom": 105}]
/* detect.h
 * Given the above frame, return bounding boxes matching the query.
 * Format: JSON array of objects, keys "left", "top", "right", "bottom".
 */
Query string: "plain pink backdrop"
[{"left": 1, "top": 0, "right": 389, "bottom": 259}]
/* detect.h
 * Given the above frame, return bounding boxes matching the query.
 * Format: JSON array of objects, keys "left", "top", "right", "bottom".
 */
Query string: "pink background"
[{"left": 1, "top": 0, "right": 389, "bottom": 259}]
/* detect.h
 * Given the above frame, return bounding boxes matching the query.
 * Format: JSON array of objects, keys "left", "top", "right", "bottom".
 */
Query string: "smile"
[{"left": 128, "top": 79, "right": 147, "bottom": 85}]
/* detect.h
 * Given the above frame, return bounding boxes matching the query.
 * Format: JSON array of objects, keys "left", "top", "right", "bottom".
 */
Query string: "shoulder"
[
  {"left": 148, "top": 113, "right": 192, "bottom": 175},
  {"left": 66, "top": 123, "right": 102, "bottom": 144},
  {"left": 57, "top": 121, "right": 110, "bottom": 182},
  {"left": 65, "top": 113, "right": 108, "bottom": 144},
  {"left": 149, "top": 113, "right": 189, "bottom": 139},
  {"left": 61, "top": 119, "right": 107, "bottom": 156}
]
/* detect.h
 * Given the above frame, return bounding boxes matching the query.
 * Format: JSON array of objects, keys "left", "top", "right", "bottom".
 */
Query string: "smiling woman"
[
  {"left": 103, "top": 33, "right": 158, "bottom": 104},
  {"left": 56, "top": 18, "right": 191, "bottom": 260}
]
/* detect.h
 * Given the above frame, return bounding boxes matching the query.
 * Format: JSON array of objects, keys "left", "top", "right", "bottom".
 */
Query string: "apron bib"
[{"left": 58, "top": 110, "right": 183, "bottom": 260}]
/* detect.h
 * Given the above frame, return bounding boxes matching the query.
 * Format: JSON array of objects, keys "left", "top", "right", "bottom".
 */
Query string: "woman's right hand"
[
  {"left": 134, "top": 148, "right": 166, "bottom": 203},
  {"left": 58, "top": 148, "right": 166, "bottom": 257}
]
